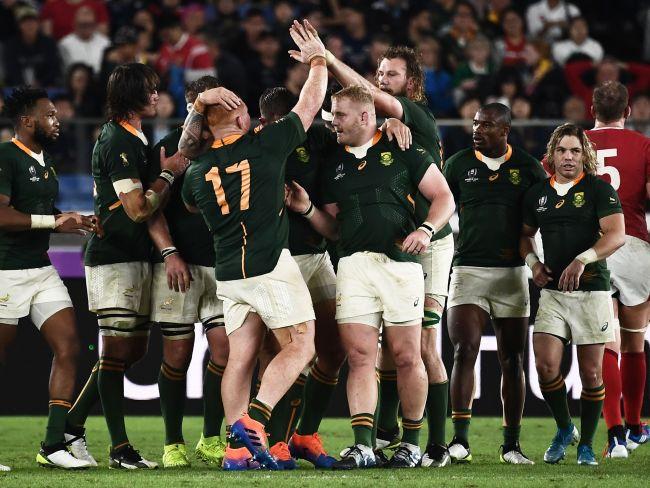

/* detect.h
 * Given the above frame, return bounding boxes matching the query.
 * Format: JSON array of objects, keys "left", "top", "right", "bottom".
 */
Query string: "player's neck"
[
  {"left": 554, "top": 170, "right": 584, "bottom": 185},
  {"left": 348, "top": 126, "right": 379, "bottom": 148},
  {"left": 210, "top": 125, "right": 243, "bottom": 141},
  {"left": 14, "top": 132, "right": 42, "bottom": 154},
  {"left": 593, "top": 118, "right": 625, "bottom": 129},
  {"left": 478, "top": 142, "right": 508, "bottom": 159},
  {"left": 124, "top": 114, "right": 143, "bottom": 131}
]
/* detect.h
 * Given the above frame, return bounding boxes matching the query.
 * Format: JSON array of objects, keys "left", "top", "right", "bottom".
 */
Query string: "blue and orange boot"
[
  {"left": 269, "top": 442, "right": 297, "bottom": 470},
  {"left": 289, "top": 432, "right": 336, "bottom": 468},
  {"left": 230, "top": 414, "right": 279, "bottom": 470},
  {"left": 222, "top": 446, "right": 261, "bottom": 471}
]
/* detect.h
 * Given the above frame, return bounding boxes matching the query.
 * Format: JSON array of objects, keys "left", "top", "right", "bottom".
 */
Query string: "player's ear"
[
  {"left": 259, "top": 116, "right": 266, "bottom": 126},
  {"left": 589, "top": 104, "right": 596, "bottom": 119},
  {"left": 624, "top": 105, "right": 631, "bottom": 119}
]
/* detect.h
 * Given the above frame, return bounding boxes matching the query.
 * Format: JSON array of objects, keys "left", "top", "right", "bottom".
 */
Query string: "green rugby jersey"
[
  {"left": 444, "top": 145, "right": 547, "bottom": 267},
  {"left": 0, "top": 139, "right": 58, "bottom": 269},
  {"left": 285, "top": 124, "right": 336, "bottom": 256},
  {"left": 84, "top": 121, "right": 152, "bottom": 266},
  {"left": 182, "top": 111, "right": 306, "bottom": 281},
  {"left": 523, "top": 173, "right": 622, "bottom": 292},
  {"left": 397, "top": 96, "right": 452, "bottom": 241},
  {"left": 149, "top": 127, "right": 215, "bottom": 267},
  {"left": 321, "top": 131, "right": 432, "bottom": 263}
]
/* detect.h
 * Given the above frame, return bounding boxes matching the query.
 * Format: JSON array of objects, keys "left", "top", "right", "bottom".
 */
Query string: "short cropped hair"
[
  {"left": 185, "top": 76, "right": 220, "bottom": 104},
  {"left": 106, "top": 63, "right": 159, "bottom": 122},
  {"left": 378, "top": 45, "right": 425, "bottom": 103},
  {"left": 2, "top": 86, "right": 49, "bottom": 126},
  {"left": 545, "top": 123, "right": 597, "bottom": 175},
  {"left": 259, "top": 87, "right": 295, "bottom": 120},
  {"left": 592, "top": 81, "right": 628, "bottom": 123},
  {"left": 332, "top": 85, "right": 375, "bottom": 110},
  {"left": 481, "top": 102, "right": 512, "bottom": 127}
]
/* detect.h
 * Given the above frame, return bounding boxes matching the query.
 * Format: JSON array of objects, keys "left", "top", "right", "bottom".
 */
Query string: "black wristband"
[{"left": 300, "top": 202, "right": 314, "bottom": 216}]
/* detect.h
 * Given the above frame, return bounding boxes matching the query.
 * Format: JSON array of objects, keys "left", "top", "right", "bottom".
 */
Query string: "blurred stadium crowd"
[{"left": 0, "top": 0, "right": 649, "bottom": 177}]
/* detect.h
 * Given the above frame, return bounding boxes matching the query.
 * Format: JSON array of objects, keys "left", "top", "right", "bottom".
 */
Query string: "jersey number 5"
[
  {"left": 596, "top": 149, "right": 621, "bottom": 191},
  {"left": 205, "top": 160, "right": 250, "bottom": 215}
]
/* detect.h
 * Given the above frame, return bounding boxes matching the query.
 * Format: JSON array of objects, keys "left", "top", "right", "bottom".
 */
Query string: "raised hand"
[{"left": 288, "top": 19, "right": 326, "bottom": 64}]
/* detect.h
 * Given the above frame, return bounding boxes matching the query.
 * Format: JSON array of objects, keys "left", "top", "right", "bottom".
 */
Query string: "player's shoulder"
[
  {"left": 444, "top": 148, "right": 474, "bottom": 168},
  {"left": 587, "top": 127, "right": 649, "bottom": 145},
  {"left": 511, "top": 145, "right": 539, "bottom": 165},
  {"left": 585, "top": 172, "right": 614, "bottom": 192},
  {"left": 0, "top": 141, "right": 17, "bottom": 158},
  {"left": 154, "top": 126, "right": 183, "bottom": 150}
]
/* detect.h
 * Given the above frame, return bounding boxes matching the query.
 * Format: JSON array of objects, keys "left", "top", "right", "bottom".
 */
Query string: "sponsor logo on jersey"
[
  {"left": 120, "top": 153, "right": 129, "bottom": 167},
  {"left": 465, "top": 168, "right": 479, "bottom": 182},
  {"left": 573, "top": 192, "right": 585, "bottom": 208},
  {"left": 334, "top": 163, "right": 346, "bottom": 180},
  {"left": 536, "top": 195, "right": 547, "bottom": 212},
  {"left": 601, "top": 321, "right": 609, "bottom": 332},
  {"left": 608, "top": 196, "right": 617, "bottom": 204},
  {"left": 555, "top": 199, "right": 565, "bottom": 208},
  {"left": 509, "top": 169, "right": 521, "bottom": 185},
  {"left": 489, "top": 173, "right": 499, "bottom": 182},
  {"left": 295, "top": 147, "right": 309, "bottom": 163},
  {"left": 380, "top": 152, "right": 393, "bottom": 166},
  {"left": 160, "top": 296, "right": 175, "bottom": 311},
  {"left": 28, "top": 165, "right": 40, "bottom": 182},
  {"left": 357, "top": 161, "right": 367, "bottom": 171},
  {"left": 413, "top": 297, "right": 419, "bottom": 307},
  {"left": 44, "top": 170, "right": 49, "bottom": 179}
]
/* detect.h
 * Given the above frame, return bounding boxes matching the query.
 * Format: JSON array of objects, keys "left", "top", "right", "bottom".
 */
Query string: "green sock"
[
  {"left": 579, "top": 384, "right": 605, "bottom": 448},
  {"left": 67, "top": 362, "right": 99, "bottom": 429},
  {"left": 402, "top": 417, "right": 423, "bottom": 446},
  {"left": 159, "top": 361, "right": 187, "bottom": 445},
  {"left": 452, "top": 409, "right": 471, "bottom": 443},
  {"left": 351, "top": 413, "right": 374, "bottom": 447},
  {"left": 503, "top": 425, "right": 521, "bottom": 447},
  {"left": 269, "top": 374, "right": 306, "bottom": 444},
  {"left": 98, "top": 356, "right": 128, "bottom": 448},
  {"left": 297, "top": 365, "right": 338, "bottom": 436},
  {"left": 540, "top": 375, "right": 571, "bottom": 429},
  {"left": 203, "top": 360, "right": 225, "bottom": 438},
  {"left": 44, "top": 400, "right": 71, "bottom": 446},
  {"left": 426, "top": 381, "right": 448, "bottom": 446},
  {"left": 248, "top": 398, "right": 272, "bottom": 427},
  {"left": 372, "top": 372, "right": 381, "bottom": 448},
  {"left": 377, "top": 370, "right": 399, "bottom": 435}
]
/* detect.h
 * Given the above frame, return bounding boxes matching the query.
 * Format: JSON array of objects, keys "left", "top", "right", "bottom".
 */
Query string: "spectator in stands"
[
  {"left": 629, "top": 93, "right": 650, "bottom": 136},
  {"left": 41, "top": 0, "right": 110, "bottom": 41},
  {"left": 49, "top": 95, "right": 78, "bottom": 173},
  {"left": 508, "top": 96, "right": 548, "bottom": 158},
  {"left": 443, "top": 96, "right": 481, "bottom": 156},
  {"left": 430, "top": 0, "right": 458, "bottom": 33},
  {"left": 285, "top": 63, "right": 308, "bottom": 98},
  {"left": 181, "top": 3, "right": 207, "bottom": 36},
  {"left": 359, "top": 34, "right": 392, "bottom": 79},
  {"left": 370, "top": 0, "right": 410, "bottom": 39},
  {"left": 493, "top": 8, "right": 530, "bottom": 69},
  {"left": 65, "top": 62, "right": 101, "bottom": 117},
  {"left": 133, "top": 8, "right": 158, "bottom": 57},
  {"left": 202, "top": 32, "right": 249, "bottom": 104},
  {"left": 523, "top": 40, "right": 569, "bottom": 118},
  {"left": 326, "top": 33, "right": 346, "bottom": 66},
  {"left": 99, "top": 26, "right": 141, "bottom": 88},
  {"left": 481, "top": 0, "right": 514, "bottom": 38},
  {"left": 487, "top": 66, "right": 523, "bottom": 107},
  {"left": 439, "top": 1, "right": 480, "bottom": 72},
  {"left": 565, "top": 57, "right": 650, "bottom": 119},
  {"left": 562, "top": 94, "right": 588, "bottom": 125},
  {"left": 228, "top": 8, "right": 268, "bottom": 62},
  {"left": 552, "top": 16, "right": 603, "bottom": 66},
  {"left": 58, "top": 6, "right": 111, "bottom": 74},
  {"left": 151, "top": 91, "right": 176, "bottom": 145},
  {"left": 270, "top": 0, "right": 294, "bottom": 51},
  {"left": 3, "top": 6, "right": 62, "bottom": 88},
  {"left": 338, "top": 6, "right": 371, "bottom": 71},
  {"left": 406, "top": 8, "right": 434, "bottom": 47},
  {"left": 418, "top": 36, "right": 454, "bottom": 117},
  {"left": 244, "top": 30, "right": 287, "bottom": 115},
  {"left": 453, "top": 34, "right": 494, "bottom": 105},
  {"left": 526, "top": 0, "right": 580, "bottom": 42}
]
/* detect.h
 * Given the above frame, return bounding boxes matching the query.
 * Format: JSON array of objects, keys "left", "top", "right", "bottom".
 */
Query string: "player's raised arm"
[
  {"left": 286, "top": 180, "right": 340, "bottom": 241},
  {"left": 287, "top": 20, "right": 329, "bottom": 131}
]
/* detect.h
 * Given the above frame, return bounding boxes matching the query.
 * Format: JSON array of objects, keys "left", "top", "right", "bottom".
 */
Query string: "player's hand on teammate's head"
[
  {"left": 286, "top": 180, "right": 311, "bottom": 213},
  {"left": 531, "top": 262, "right": 553, "bottom": 288},
  {"left": 54, "top": 212, "right": 96, "bottom": 235},
  {"left": 160, "top": 146, "right": 190, "bottom": 177},
  {"left": 197, "top": 87, "right": 242, "bottom": 110},
  {"left": 289, "top": 19, "right": 326, "bottom": 64},
  {"left": 381, "top": 118, "right": 412, "bottom": 150}
]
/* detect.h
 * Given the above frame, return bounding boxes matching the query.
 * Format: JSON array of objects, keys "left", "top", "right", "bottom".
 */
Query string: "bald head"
[{"left": 206, "top": 103, "right": 251, "bottom": 137}]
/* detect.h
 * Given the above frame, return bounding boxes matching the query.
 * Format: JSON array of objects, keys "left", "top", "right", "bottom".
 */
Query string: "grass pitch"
[{"left": 0, "top": 416, "right": 647, "bottom": 487}]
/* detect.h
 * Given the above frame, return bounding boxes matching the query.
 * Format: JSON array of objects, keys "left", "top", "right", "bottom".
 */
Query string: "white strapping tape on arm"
[{"left": 113, "top": 179, "right": 143, "bottom": 196}]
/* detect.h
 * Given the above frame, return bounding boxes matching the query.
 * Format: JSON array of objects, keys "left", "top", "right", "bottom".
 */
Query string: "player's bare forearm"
[
  {"left": 120, "top": 179, "right": 171, "bottom": 223},
  {"left": 519, "top": 231, "right": 538, "bottom": 260},
  {"left": 147, "top": 210, "right": 174, "bottom": 251},
  {"left": 293, "top": 60, "right": 328, "bottom": 131},
  {"left": 417, "top": 164, "right": 455, "bottom": 230},
  {"left": 179, "top": 109, "right": 206, "bottom": 159},
  {"left": 308, "top": 207, "right": 340, "bottom": 242},
  {"left": 591, "top": 213, "right": 625, "bottom": 259},
  {"left": 0, "top": 198, "right": 35, "bottom": 231}
]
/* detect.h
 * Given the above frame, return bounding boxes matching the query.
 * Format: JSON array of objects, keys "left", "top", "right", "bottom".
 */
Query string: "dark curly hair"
[
  {"left": 378, "top": 46, "right": 426, "bottom": 103},
  {"left": 106, "top": 63, "right": 160, "bottom": 122},
  {"left": 2, "top": 86, "right": 49, "bottom": 126}
]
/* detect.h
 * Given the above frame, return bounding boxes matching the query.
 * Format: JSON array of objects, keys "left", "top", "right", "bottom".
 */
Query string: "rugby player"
[
  {"left": 70, "top": 63, "right": 189, "bottom": 469},
  {"left": 147, "top": 76, "right": 241, "bottom": 467},
  {"left": 0, "top": 86, "right": 95, "bottom": 469},
  {"left": 179, "top": 20, "right": 327, "bottom": 470},
  {"left": 290, "top": 24, "right": 455, "bottom": 467},
  {"left": 443, "top": 103, "right": 547, "bottom": 464},
  {"left": 586, "top": 82, "right": 650, "bottom": 457},
  {"left": 286, "top": 85, "right": 455, "bottom": 469},
  {"left": 521, "top": 123, "right": 625, "bottom": 465}
]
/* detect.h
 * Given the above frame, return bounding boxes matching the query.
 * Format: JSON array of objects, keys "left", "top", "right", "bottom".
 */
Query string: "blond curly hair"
[{"left": 545, "top": 123, "right": 597, "bottom": 175}]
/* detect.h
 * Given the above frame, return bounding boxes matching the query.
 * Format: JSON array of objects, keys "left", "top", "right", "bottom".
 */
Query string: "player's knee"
[
  {"left": 498, "top": 350, "right": 524, "bottom": 375},
  {"left": 346, "top": 344, "right": 375, "bottom": 370},
  {"left": 453, "top": 339, "right": 480, "bottom": 362},
  {"left": 535, "top": 356, "right": 559, "bottom": 381},
  {"left": 392, "top": 346, "right": 422, "bottom": 370}
]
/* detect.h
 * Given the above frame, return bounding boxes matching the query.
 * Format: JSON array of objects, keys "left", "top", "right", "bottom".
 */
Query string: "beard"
[{"left": 34, "top": 124, "right": 57, "bottom": 148}]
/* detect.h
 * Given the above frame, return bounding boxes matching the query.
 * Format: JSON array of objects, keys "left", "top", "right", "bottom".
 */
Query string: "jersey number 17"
[{"left": 205, "top": 160, "right": 250, "bottom": 215}]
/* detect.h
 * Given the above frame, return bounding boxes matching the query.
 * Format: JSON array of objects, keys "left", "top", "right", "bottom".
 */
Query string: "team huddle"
[{"left": 0, "top": 20, "right": 648, "bottom": 472}]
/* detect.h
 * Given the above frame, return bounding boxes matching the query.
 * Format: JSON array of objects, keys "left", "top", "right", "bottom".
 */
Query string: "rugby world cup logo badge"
[
  {"left": 536, "top": 195, "right": 547, "bottom": 212},
  {"left": 465, "top": 168, "right": 479, "bottom": 182},
  {"left": 28, "top": 165, "right": 39, "bottom": 182},
  {"left": 334, "top": 163, "right": 345, "bottom": 180}
]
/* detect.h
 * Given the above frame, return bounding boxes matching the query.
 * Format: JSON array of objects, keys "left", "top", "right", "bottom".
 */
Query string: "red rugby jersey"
[{"left": 586, "top": 127, "right": 650, "bottom": 242}]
